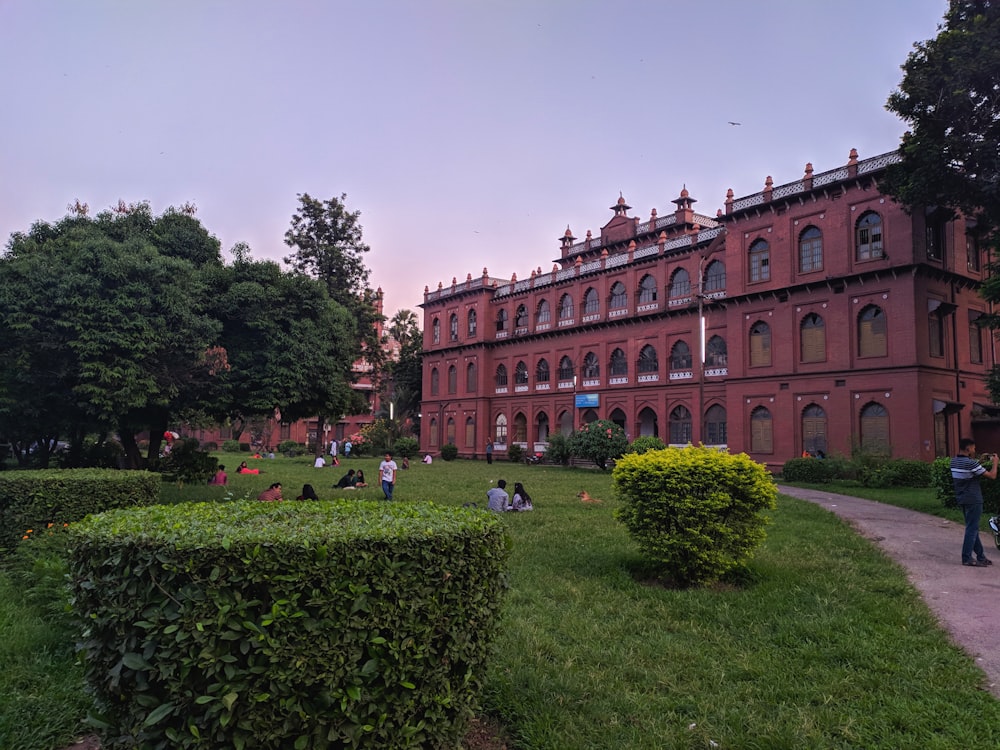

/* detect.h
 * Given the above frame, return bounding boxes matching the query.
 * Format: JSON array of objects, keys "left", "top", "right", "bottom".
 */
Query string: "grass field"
[{"left": 3, "top": 455, "right": 1000, "bottom": 749}]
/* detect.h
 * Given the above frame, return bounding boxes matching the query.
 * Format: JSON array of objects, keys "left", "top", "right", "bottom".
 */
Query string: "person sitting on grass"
[
  {"left": 511, "top": 481, "right": 534, "bottom": 511},
  {"left": 257, "top": 482, "right": 283, "bottom": 502},
  {"left": 354, "top": 469, "right": 369, "bottom": 488},
  {"left": 297, "top": 484, "right": 319, "bottom": 501},
  {"left": 208, "top": 465, "right": 227, "bottom": 485},
  {"left": 336, "top": 469, "right": 357, "bottom": 489}
]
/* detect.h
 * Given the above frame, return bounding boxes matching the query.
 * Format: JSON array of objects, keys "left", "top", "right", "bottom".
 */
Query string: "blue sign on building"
[{"left": 574, "top": 393, "right": 599, "bottom": 408}]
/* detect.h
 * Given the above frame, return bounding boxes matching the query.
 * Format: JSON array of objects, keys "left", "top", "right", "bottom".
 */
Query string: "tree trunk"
[{"left": 119, "top": 430, "right": 143, "bottom": 469}]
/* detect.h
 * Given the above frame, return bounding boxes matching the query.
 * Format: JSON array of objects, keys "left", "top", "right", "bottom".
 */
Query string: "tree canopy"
[
  {"left": 883, "top": 1, "right": 1000, "bottom": 240},
  {"left": 0, "top": 201, "right": 368, "bottom": 468}
]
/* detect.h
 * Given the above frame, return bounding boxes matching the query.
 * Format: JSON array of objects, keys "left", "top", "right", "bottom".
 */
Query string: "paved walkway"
[{"left": 778, "top": 485, "right": 1000, "bottom": 699}]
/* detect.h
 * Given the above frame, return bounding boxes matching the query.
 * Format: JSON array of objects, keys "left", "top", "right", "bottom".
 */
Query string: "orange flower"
[{"left": 47, "top": 523, "right": 54, "bottom": 528}]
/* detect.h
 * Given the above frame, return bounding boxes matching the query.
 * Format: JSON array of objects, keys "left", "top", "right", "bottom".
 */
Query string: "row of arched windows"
[
  {"left": 746, "top": 211, "right": 884, "bottom": 284},
  {"left": 748, "top": 304, "right": 887, "bottom": 367},
  {"left": 424, "top": 400, "right": 891, "bottom": 456}
]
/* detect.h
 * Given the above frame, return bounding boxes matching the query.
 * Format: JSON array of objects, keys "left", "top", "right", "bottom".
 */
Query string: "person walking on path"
[
  {"left": 486, "top": 439, "right": 494, "bottom": 465},
  {"left": 950, "top": 437, "right": 998, "bottom": 567},
  {"left": 379, "top": 453, "right": 398, "bottom": 500}
]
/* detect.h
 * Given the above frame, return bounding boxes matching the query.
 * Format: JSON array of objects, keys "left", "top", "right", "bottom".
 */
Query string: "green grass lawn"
[{"left": 3, "top": 456, "right": 1000, "bottom": 749}]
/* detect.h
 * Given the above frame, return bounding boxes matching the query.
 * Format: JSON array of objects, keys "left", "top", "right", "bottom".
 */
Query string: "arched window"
[
  {"left": 536, "top": 299, "right": 551, "bottom": 324},
  {"left": 669, "top": 405, "right": 692, "bottom": 445},
  {"left": 705, "top": 404, "right": 727, "bottom": 445},
  {"left": 429, "top": 417, "right": 438, "bottom": 446},
  {"left": 706, "top": 335, "right": 728, "bottom": 368},
  {"left": 467, "top": 309, "right": 477, "bottom": 336},
  {"left": 447, "top": 364, "right": 457, "bottom": 393},
  {"left": 800, "top": 313, "right": 826, "bottom": 363},
  {"left": 583, "top": 351, "right": 600, "bottom": 378},
  {"left": 466, "top": 362, "right": 477, "bottom": 392},
  {"left": 802, "top": 404, "right": 828, "bottom": 455},
  {"left": 749, "top": 321, "right": 771, "bottom": 367},
  {"left": 669, "top": 268, "right": 691, "bottom": 297},
  {"left": 583, "top": 288, "right": 600, "bottom": 315},
  {"left": 704, "top": 260, "right": 726, "bottom": 292},
  {"left": 515, "top": 304, "right": 528, "bottom": 328},
  {"left": 670, "top": 340, "right": 692, "bottom": 371},
  {"left": 446, "top": 417, "right": 456, "bottom": 445},
  {"left": 495, "top": 364, "right": 508, "bottom": 387},
  {"left": 513, "top": 412, "right": 527, "bottom": 443},
  {"left": 856, "top": 212, "right": 884, "bottom": 260},
  {"left": 536, "top": 358, "right": 550, "bottom": 382},
  {"left": 638, "top": 344, "right": 658, "bottom": 373},
  {"left": 559, "top": 409, "right": 573, "bottom": 436},
  {"left": 432, "top": 318, "right": 441, "bottom": 344},
  {"left": 495, "top": 308, "right": 508, "bottom": 332},
  {"left": 860, "top": 402, "right": 890, "bottom": 454},
  {"left": 514, "top": 360, "right": 528, "bottom": 385},
  {"left": 610, "top": 348, "right": 628, "bottom": 376},
  {"left": 750, "top": 406, "right": 773, "bottom": 452},
  {"left": 639, "top": 274, "right": 658, "bottom": 304},
  {"left": 858, "top": 305, "right": 887, "bottom": 357},
  {"left": 610, "top": 408, "right": 627, "bottom": 430},
  {"left": 970, "top": 311, "right": 984, "bottom": 364},
  {"left": 799, "top": 226, "right": 823, "bottom": 273},
  {"left": 430, "top": 367, "right": 439, "bottom": 395},
  {"left": 609, "top": 281, "right": 627, "bottom": 309},
  {"left": 558, "top": 294, "right": 574, "bottom": 320},
  {"left": 749, "top": 239, "right": 770, "bottom": 282},
  {"left": 465, "top": 416, "right": 475, "bottom": 448},
  {"left": 558, "top": 356, "right": 574, "bottom": 381},
  {"left": 449, "top": 313, "right": 459, "bottom": 341},
  {"left": 494, "top": 413, "right": 508, "bottom": 444}
]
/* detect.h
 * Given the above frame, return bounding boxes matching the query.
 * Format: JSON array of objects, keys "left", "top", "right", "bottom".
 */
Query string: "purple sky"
[{"left": 0, "top": 0, "right": 948, "bottom": 318}]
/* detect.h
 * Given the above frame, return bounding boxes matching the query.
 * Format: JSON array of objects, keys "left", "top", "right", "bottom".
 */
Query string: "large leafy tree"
[
  {"left": 883, "top": 1, "right": 1000, "bottom": 241},
  {"left": 283, "top": 193, "right": 384, "bottom": 454},
  {"left": 882, "top": 1, "right": 1000, "bottom": 397},
  {"left": 382, "top": 309, "right": 422, "bottom": 437}
]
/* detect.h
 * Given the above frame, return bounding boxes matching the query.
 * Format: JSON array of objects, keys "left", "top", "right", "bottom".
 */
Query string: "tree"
[
  {"left": 882, "top": 1, "right": 1000, "bottom": 399},
  {"left": 570, "top": 419, "right": 629, "bottom": 470},
  {"left": 883, "top": 1, "right": 1000, "bottom": 244},
  {"left": 382, "top": 309, "right": 422, "bottom": 436},
  {"left": 283, "top": 193, "right": 384, "bottom": 455}
]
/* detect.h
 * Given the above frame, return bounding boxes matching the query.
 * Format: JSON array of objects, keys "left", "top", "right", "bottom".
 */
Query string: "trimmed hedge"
[
  {"left": 68, "top": 499, "right": 510, "bottom": 750},
  {"left": 614, "top": 447, "right": 777, "bottom": 586},
  {"left": 0, "top": 469, "right": 159, "bottom": 554}
]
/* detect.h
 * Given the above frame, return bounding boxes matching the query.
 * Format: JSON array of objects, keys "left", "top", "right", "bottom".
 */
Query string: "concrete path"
[{"left": 778, "top": 485, "right": 1000, "bottom": 698}]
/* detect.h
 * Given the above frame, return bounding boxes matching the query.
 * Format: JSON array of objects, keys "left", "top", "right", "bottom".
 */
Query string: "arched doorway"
[{"left": 638, "top": 407, "right": 658, "bottom": 437}]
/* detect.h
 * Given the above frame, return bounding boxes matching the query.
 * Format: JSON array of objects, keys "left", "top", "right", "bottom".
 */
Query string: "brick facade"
[{"left": 419, "top": 150, "right": 999, "bottom": 468}]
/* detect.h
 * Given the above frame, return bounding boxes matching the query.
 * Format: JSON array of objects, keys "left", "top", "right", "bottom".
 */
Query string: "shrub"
[
  {"left": 201, "top": 441, "right": 218, "bottom": 452},
  {"left": 68, "top": 500, "right": 510, "bottom": 750},
  {"left": 277, "top": 439, "right": 300, "bottom": 456},
  {"left": 859, "top": 458, "right": 933, "bottom": 488},
  {"left": 543, "top": 434, "right": 572, "bottom": 466},
  {"left": 626, "top": 436, "right": 666, "bottom": 455},
  {"left": 158, "top": 438, "right": 217, "bottom": 486},
  {"left": 614, "top": 447, "right": 777, "bottom": 586},
  {"left": 507, "top": 444, "right": 524, "bottom": 463},
  {"left": 239, "top": 442, "right": 251, "bottom": 452},
  {"left": 0, "top": 469, "right": 159, "bottom": 555},
  {"left": 394, "top": 436, "right": 418, "bottom": 459},
  {"left": 781, "top": 457, "right": 837, "bottom": 483},
  {"left": 441, "top": 443, "right": 459, "bottom": 461},
  {"left": 570, "top": 420, "right": 629, "bottom": 470},
  {"left": 222, "top": 439, "right": 241, "bottom": 453}
]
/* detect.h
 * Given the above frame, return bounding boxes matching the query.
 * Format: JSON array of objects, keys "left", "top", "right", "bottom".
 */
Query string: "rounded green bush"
[
  {"left": 440, "top": 443, "right": 458, "bottom": 461},
  {"left": 222, "top": 439, "right": 241, "bottom": 453},
  {"left": 626, "top": 436, "right": 666, "bottom": 455},
  {"left": 614, "top": 447, "right": 777, "bottom": 586}
]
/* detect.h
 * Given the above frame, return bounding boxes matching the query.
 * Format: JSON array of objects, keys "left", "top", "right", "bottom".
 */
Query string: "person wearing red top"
[{"left": 257, "top": 483, "right": 283, "bottom": 502}]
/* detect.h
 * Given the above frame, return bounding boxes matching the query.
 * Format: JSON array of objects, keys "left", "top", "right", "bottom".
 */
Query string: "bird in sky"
[{"left": 728, "top": 121, "right": 742, "bottom": 126}]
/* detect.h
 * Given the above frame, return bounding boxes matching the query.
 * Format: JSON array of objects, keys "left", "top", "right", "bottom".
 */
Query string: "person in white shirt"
[{"left": 379, "top": 453, "right": 398, "bottom": 500}]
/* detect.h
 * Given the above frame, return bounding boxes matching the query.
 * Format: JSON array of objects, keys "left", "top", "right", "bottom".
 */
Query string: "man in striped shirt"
[{"left": 950, "top": 438, "right": 998, "bottom": 567}]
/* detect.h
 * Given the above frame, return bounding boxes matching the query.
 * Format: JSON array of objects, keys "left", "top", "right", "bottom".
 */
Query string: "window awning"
[
  {"left": 973, "top": 402, "right": 1000, "bottom": 418},
  {"left": 933, "top": 399, "right": 964, "bottom": 415}
]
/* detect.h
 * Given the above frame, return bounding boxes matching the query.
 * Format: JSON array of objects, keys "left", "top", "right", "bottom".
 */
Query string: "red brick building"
[{"left": 418, "top": 149, "right": 999, "bottom": 468}]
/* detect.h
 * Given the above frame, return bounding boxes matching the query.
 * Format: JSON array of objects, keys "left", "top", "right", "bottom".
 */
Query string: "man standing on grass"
[
  {"left": 379, "top": 452, "right": 398, "bottom": 500},
  {"left": 950, "top": 437, "right": 998, "bottom": 567}
]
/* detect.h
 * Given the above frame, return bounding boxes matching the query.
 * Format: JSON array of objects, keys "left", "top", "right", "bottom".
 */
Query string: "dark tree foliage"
[
  {"left": 283, "top": 194, "right": 385, "bottom": 454},
  {"left": 883, "top": 1, "right": 1000, "bottom": 241}
]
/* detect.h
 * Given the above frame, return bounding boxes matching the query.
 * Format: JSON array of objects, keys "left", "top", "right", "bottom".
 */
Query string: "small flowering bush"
[{"left": 569, "top": 419, "right": 628, "bottom": 470}]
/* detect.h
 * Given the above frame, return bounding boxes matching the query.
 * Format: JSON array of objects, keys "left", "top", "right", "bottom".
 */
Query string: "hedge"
[
  {"left": 68, "top": 499, "right": 510, "bottom": 750},
  {"left": 0, "top": 469, "right": 159, "bottom": 555}
]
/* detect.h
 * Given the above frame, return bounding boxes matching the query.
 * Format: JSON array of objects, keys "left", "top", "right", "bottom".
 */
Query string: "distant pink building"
[{"left": 419, "top": 149, "right": 998, "bottom": 468}]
